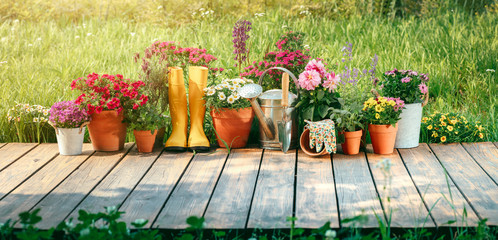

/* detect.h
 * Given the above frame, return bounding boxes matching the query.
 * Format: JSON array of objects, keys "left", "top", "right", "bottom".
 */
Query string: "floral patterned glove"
[{"left": 304, "top": 119, "right": 337, "bottom": 154}]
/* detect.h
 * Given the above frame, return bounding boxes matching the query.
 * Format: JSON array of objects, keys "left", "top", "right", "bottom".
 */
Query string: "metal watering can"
[{"left": 239, "top": 67, "right": 299, "bottom": 152}]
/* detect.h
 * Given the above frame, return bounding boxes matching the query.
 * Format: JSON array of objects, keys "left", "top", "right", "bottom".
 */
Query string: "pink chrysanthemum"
[
  {"left": 305, "top": 59, "right": 326, "bottom": 77},
  {"left": 322, "top": 72, "right": 340, "bottom": 92},
  {"left": 401, "top": 77, "right": 411, "bottom": 83},
  {"left": 419, "top": 82, "right": 428, "bottom": 94},
  {"left": 298, "top": 70, "right": 321, "bottom": 90}
]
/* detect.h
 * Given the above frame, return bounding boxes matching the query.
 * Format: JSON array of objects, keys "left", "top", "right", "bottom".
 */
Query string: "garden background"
[{"left": 0, "top": 0, "right": 496, "bottom": 142}]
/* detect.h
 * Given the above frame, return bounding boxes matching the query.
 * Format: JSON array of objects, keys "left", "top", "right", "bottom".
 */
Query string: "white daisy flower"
[
  {"left": 33, "top": 117, "right": 39, "bottom": 122},
  {"left": 75, "top": 36, "right": 80, "bottom": 39},
  {"left": 218, "top": 92, "right": 226, "bottom": 100},
  {"left": 87, "top": 33, "right": 92, "bottom": 36},
  {"left": 207, "top": 88, "right": 216, "bottom": 96},
  {"left": 233, "top": 93, "right": 240, "bottom": 100},
  {"left": 229, "top": 85, "right": 236, "bottom": 91},
  {"left": 227, "top": 95, "right": 235, "bottom": 104},
  {"left": 215, "top": 84, "right": 223, "bottom": 90}
]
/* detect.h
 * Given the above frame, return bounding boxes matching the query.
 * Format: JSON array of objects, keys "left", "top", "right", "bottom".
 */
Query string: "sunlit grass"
[{"left": 0, "top": 8, "right": 496, "bottom": 142}]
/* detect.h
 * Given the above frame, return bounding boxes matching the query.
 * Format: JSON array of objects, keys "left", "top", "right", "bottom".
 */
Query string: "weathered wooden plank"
[
  {"left": 367, "top": 146, "right": 435, "bottom": 228},
  {"left": 0, "top": 144, "right": 59, "bottom": 200},
  {"left": 66, "top": 146, "right": 161, "bottom": 221},
  {"left": 204, "top": 149, "right": 262, "bottom": 229},
  {"left": 119, "top": 151, "right": 192, "bottom": 228},
  {"left": 34, "top": 143, "right": 134, "bottom": 229},
  {"left": 333, "top": 153, "right": 383, "bottom": 228},
  {"left": 0, "top": 144, "right": 93, "bottom": 222},
  {"left": 461, "top": 142, "right": 498, "bottom": 184},
  {"left": 153, "top": 150, "right": 228, "bottom": 229},
  {"left": 295, "top": 151, "right": 339, "bottom": 228},
  {"left": 0, "top": 143, "right": 38, "bottom": 171},
  {"left": 0, "top": 143, "right": 6, "bottom": 148},
  {"left": 247, "top": 150, "right": 295, "bottom": 229},
  {"left": 430, "top": 143, "right": 498, "bottom": 225},
  {"left": 399, "top": 144, "right": 479, "bottom": 227},
  {"left": 494, "top": 142, "right": 498, "bottom": 148}
]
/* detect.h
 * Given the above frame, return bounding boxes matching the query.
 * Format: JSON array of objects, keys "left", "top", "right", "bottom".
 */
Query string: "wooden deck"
[{"left": 0, "top": 142, "right": 497, "bottom": 230}]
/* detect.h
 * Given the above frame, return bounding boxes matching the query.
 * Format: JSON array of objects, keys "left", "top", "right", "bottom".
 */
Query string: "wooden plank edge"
[
  {"left": 460, "top": 142, "right": 498, "bottom": 186},
  {"left": 0, "top": 143, "right": 40, "bottom": 172}
]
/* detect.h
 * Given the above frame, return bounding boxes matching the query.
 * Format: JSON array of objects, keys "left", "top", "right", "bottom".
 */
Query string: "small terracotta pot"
[
  {"left": 210, "top": 107, "right": 254, "bottom": 149},
  {"left": 368, "top": 123, "right": 398, "bottom": 154},
  {"left": 134, "top": 129, "right": 157, "bottom": 153},
  {"left": 88, "top": 110, "right": 127, "bottom": 151},
  {"left": 341, "top": 130, "right": 363, "bottom": 155},
  {"left": 300, "top": 128, "right": 328, "bottom": 157}
]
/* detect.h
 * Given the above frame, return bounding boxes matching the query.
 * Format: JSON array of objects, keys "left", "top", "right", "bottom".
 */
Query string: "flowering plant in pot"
[
  {"left": 330, "top": 106, "right": 365, "bottom": 155},
  {"left": 379, "top": 69, "right": 429, "bottom": 148},
  {"left": 362, "top": 96, "right": 405, "bottom": 154},
  {"left": 48, "top": 100, "right": 90, "bottom": 155},
  {"left": 71, "top": 73, "right": 148, "bottom": 151},
  {"left": 126, "top": 103, "right": 162, "bottom": 153},
  {"left": 203, "top": 78, "right": 254, "bottom": 149}
]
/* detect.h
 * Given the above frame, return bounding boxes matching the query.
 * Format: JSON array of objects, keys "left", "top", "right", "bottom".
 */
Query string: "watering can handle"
[
  {"left": 281, "top": 73, "right": 289, "bottom": 108},
  {"left": 258, "top": 67, "right": 299, "bottom": 89}
]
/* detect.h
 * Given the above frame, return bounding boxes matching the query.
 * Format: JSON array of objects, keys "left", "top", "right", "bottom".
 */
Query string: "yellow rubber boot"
[
  {"left": 188, "top": 66, "right": 210, "bottom": 152},
  {"left": 165, "top": 67, "right": 188, "bottom": 151}
]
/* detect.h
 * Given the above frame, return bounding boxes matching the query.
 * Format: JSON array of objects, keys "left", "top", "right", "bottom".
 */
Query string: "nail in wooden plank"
[
  {"left": 204, "top": 149, "right": 262, "bottom": 229},
  {"left": 247, "top": 150, "right": 295, "bottom": 229},
  {"left": 154, "top": 149, "right": 228, "bottom": 229},
  {"left": 430, "top": 143, "right": 498, "bottom": 225},
  {"left": 119, "top": 151, "right": 192, "bottom": 228},
  {"left": 399, "top": 144, "right": 479, "bottom": 227}
]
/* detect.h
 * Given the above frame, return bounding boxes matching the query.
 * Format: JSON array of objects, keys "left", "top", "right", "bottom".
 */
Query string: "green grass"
[{"left": 0, "top": 6, "right": 496, "bottom": 142}]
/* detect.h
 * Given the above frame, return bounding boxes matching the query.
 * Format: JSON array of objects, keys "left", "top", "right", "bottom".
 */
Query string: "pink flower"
[
  {"left": 401, "top": 77, "right": 411, "bottom": 83},
  {"left": 305, "top": 59, "right": 326, "bottom": 77},
  {"left": 298, "top": 70, "right": 321, "bottom": 90},
  {"left": 322, "top": 72, "right": 340, "bottom": 92},
  {"left": 419, "top": 83, "right": 428, "bottom": 94}
]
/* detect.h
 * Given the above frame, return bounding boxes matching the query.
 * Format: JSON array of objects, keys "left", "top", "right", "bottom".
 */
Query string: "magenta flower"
[
  {"left": 322, "top": 72, "right": 340, "bottom": 92},
  {"left": 401, "top": 77, "right": 411, "bottom": 83},
  {"left": 419, "top": 82, "right": 428, "bottom": 94},
  {"left": 298, "top": 70, "right": 321, "bottom": 90},
  {"left": 305, "top": 59, "right": 326, "bottom": 77}
]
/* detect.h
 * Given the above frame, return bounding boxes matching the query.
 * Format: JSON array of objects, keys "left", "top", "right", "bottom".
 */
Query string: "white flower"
[
  {"left": 218, "top": 92, "right": 226, "bottom": 100},
  {"left": 486, "top": 69, "right": 495, "bottom": 72},
  {"left": 233, "top": 93, "right": 240, "bottom": 100},
  {"left": 105, "top": 205, "right": 117, "bottom": 213},
  {"left": 255, "top": 13, "right": 265, "bottom": 17},
  {"left": 229, "top": 85, "right": 236, "bottom": 91},
  {"left": 7, "top": 116, "right": 12, "bottom": 121},
  {"left": 80, "top": 228, "right": 90, "bottom": 236},
  {"left": 157, "top": 5, "right": 163, "bottom": 9},
  {"left": 75, "top": 36, "right": 80, "bottom": 39},
  {"left": 87, "top": 33, "right": 92, "bottom": 36},
  {"left": 375, "top": 158, "right": 392, "bottom": 172},
  {"left": 37, "top": 37, "right": 41, "bottom": 41},
  {"left": 227, "top": 95, "right": 235, "bottom": 104},
  {"left": 206, "top": 88, "right": 216, "bottom": 96},
  {"left": 13, "top": 19, "right": 19, "bottom": 24},
  {"left": 0, "top": 61, "right": 6, "bottom": 64},
  {"left": 28, "top": 44, "right": 33, "bottom": 47},
  {"left": 325, "top": 229, "right": 336, "bottom": 238},
  {"left": 1, "top": 37, "right": 6, "bottom": 42},
  {"left": 82, "top": 23, "right": 86, "bottom": 28},
  {"left": 130, "top": 32, "right": 136, "bottom": 36},
  {"left": 133, "top": 218, "right": 147, "bottom": 225},
  {"left": 33, "top": 117, "right": 39, "bottom": 122},
  {"left": 303, "top": 44, "right": 310, "bottom": 49},
  {"left": 215, "top": 84, "right": 223, "bottom": 90},
  {"left": 233, "top": 84, "right": 241, "bottom": 89},
  {"left": 199, "top": 8, "right": 205, "bottom": 11}
]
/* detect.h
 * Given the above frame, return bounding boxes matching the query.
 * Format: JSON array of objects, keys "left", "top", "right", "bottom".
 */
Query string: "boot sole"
[
  {"left": 164, "top": 146, "right": 188, "bottom": 152},
  {"left": 188, "top": 146, "right": 210, "bottom": 153}
]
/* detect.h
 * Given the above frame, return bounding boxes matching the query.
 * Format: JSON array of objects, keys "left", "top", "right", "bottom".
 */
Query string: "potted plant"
[
  {"left": 48, "top": 100, "right": 90, "bottom": 155},
  {"left": 380, "top": 69, "right": 429, "bottom": 148},
  {"left": 204, "top": 78, "right": 254, "bottom": 149},
  {"left": 330, "top": 107, "right": 365, "bottom": 155},
  {"left": 362, "top": 96, "right": 405, "bottom": 154},
  {"left": 71, "top": 73, "right": 148, "bottom": 151},
  {"left": 294, "top": 59, "right": 342, "bottom": 155},
  {"left": 126, "top": 103, "right": 162, "bottom": 153}
]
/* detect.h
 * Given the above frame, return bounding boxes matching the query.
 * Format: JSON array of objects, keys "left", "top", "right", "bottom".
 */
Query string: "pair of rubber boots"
[{"left": 165, "top": 66, "right": 209, "bottom": 152}]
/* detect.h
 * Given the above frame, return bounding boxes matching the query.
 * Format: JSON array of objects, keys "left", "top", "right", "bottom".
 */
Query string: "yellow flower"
[
  {"left": 427, "top": 125, "right": 433, "bottom": 130},
  {"left": 441, "top": 115, "right": 446, "bottom": 120},
  {"left": 479, "top": 133, "right": 484, "bottom": 139},
  {"left": 441, "top": 136, "right": 447, "bottom": 142},
  {"left": 440, "top": 122, "right": 447, "bottom": 126},
  {"left": 449, "top": 119, "right": 457, "bottom": 125},
  {"left": 455, "top": 131, "right": 459, "bottom": 135},
  {"left": 432, "top": 131, "right": 438, "bottom": 137},
  {"left": 375, "top": 105, "right": 383, "bottom": 112},
  {"left": 422, "top": 117, "right": 428, "bottom": 123},
  {"left": 381, "top": 102, "right": 386, "bottom": 107},
  {"left": 477, "top": 125, "right": 483, "bottom": 131},
  {"left": 379, "top": 97, "right": 387, "bottom": 103},
  {"left": 375, "top": 113, "right": 380, "bottom": 119},
  {"left": 447, "top": 126, "right": 453, "bottom": 131}
]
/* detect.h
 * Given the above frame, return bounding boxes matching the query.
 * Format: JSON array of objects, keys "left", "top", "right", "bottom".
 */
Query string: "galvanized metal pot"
[{"left": 394, "top": 103, "right": 422, "bottom": 148}]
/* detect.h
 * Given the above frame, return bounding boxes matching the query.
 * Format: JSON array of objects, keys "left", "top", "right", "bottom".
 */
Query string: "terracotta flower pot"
[
  {"left": 88, "top": 110, "right": 127, "bottom": 151},
  {"left": 210, "top": 107, "right": 254, "bottom": 149},
  {"left": 340, "top": 130, "right": 363, "bottom": 155},
  {"left": 134, "top": 129, "right": 157, "bottom": 153},
  {"left": 300, "top": 128, "right": 328, "bottom": 157},
  {"left": 368, "top": 123, "right": 398, "bottom": 154}
]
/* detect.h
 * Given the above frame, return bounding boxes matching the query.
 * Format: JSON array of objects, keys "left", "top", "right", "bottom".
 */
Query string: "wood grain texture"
[
  {"left": 333, "top": 153, "right": 383, "bottom": 228},
  {"left": 154, "top": 150, "right": 228, "bottom": 229},
  {"left": 66, "top": 146, "right": 161, "bottom": 221},
  {"left": 0, "top": 144, "right": 93, "bottom": 222},
  {"left": 0, "top": 143, "right": 38, "bottom": 171},
  {"left": 295, "top": 151, "right": 339, "bottom": 228},
  {"left": 461, "top": 142, "right": 498, "bottom": 184},
  {"left": 204, "top": 149, "right": 262, "bottom": 229},
  {"left": 0, "top": 144, "right": 58, "bottom": 200},
  {"left": 247, "top": 150, "right": 296, "bottom": 229},
  {"left": 430, "top": 143, "right": 498, "bottom": 225},
  {"left": 366, "top": 146, "right": 435, "bottom": 228},
  {"left": 399, "top": 144, "right": 479, "bottom": 227},
  {"left": 119, "top": 151, "right": 192, "bottom": 228},
  {"left": 0, "top": 143, "right": 6, "bottom": 148},
  {"left": 34, "top": 143, "right": 134, "bottom": 229},
  {"left": 494, "top": 142, "right": 498, "bottom": 148}
]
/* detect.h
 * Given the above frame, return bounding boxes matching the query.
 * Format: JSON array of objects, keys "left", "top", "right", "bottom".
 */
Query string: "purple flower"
[
  {"left": 49, "top": 100, "right": 90, "bottom": 128},
  {"left": 232, "top": 20, "right": 252, "bottom": 68},
  {"left": 401, "top": 77, "right": 411, "bottom": 83}
]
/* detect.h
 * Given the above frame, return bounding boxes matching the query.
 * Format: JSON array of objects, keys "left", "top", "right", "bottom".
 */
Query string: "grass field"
[{"left": 0, "top": 1, "right": 496, "bottom": 142}]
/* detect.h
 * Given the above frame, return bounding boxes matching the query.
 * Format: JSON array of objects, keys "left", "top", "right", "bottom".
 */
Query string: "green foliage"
[
  {"left": 362, "top": 97, "right": 405, "bottom": 126},
  {"left": 330, "top": 107, "right": 365, "bottom": 132},
  {"left": 421, "top": 112, "right": 487, "bottom": 143},
  {"left": 296, "top": 88, "right": 342, "bottom": 122},
  {"left": 203, "top": 78, "right": 252, "bottom": 110},
  {"left": 5, "top": 104, "right": 55, "bottom": 143},
  {"left": 379, "top": 69, "right": 429, "bottom": 104},
  {"left": 125, "top": 103, "right": 163, "bottom": 131}
]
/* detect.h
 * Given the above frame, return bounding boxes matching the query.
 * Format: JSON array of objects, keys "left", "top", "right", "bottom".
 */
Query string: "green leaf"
[
  {"left": 316, "top": 90, "right": 325, "bottom": 101},
  {"left": 318, "top": 105, "right": 328, "bottom": 119}
]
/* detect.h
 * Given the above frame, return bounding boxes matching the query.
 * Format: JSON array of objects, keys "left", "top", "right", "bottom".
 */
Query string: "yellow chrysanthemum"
[
  {"left": 427, "top": 125, "right": 433, "bottom": 130},
  {"left": 441, "top": 136, "right": 447, "bottom": 142},
  {"left": 440, "top": 122, "right": 447, "bottom": 126},
  {"left": 379, "top": 97, "right": 387, "bottom": 103},
  {"left": 449, "top": 119, "right": 457, "bottom": 125},
  {"left": 381, "top": 102, "right": 386, "bottom": 107},
  {"left": 422, "top": 117, "right": 428, "bottom": 123},
  {"left": 375, "top": 113, "right": 380, "bottom": 119},
  {"left": 388, "top": 100, "right": 396, "bottom": 106},
  {"left": 375, "top": 105, "right": 383, "bottom": 112},
  {"left": 432, "top": 131, "right": 438, "bottom": 137},
  {"left": 447, "top": 126, "right": 453, "bottom": 131},
  {"left": 479, "top": 133, "right": 484, "bottom": 139}
]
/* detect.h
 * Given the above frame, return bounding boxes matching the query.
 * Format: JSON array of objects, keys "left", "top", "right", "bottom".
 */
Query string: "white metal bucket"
[
  {"left": 395, "top": 103, "right": 422, "bottom": 148},
  {"left": 56, "top": 127, "right": 86, "bottom": 155}
]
